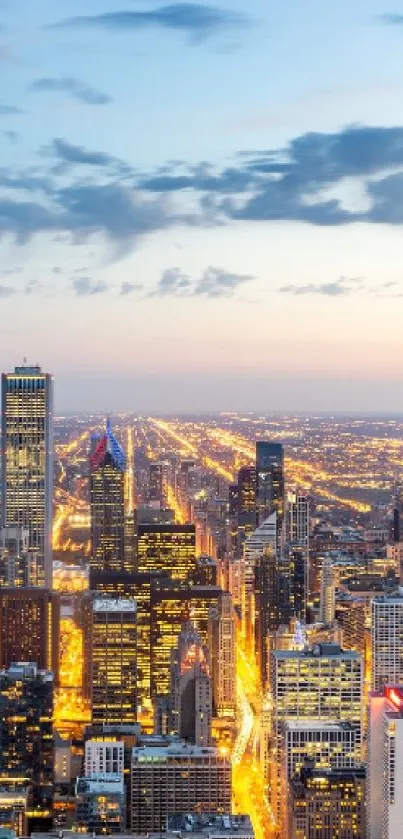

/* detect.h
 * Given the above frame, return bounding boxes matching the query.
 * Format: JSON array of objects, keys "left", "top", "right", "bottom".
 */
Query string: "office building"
[
  {"left": 286, "top": 489, "right": 309, "bottom": 546},
  {"left": 193, "top": 556, "right": 217, "bottom": 586},
  {"left": 289, "top": 766, "right": 366, "bottom": 839},
  {"left": 0, "top": 526, "right": 36, "bottom": 587},
  {"left": 372, "top": 591, "right": 403, "bottom": 691},
  {"left": 0, "top": 664, "right": 53, "bottom": 821},
  {"left": 91, "top": 599, "right": 137, "bottom": 727},
  {"left": 150, "top": 581, "right": 222, "bottom": 697},
  {"left": 255, "top": 441, "right": 284, "bottom": 527},
  {"left": 137, "top": 523, "right": 196, "bottom": 581},
  {"left": 85, "top": 740, "right": 124, "bottom": 777},
  {"left": 1, "top": 365, "right": 53, "bottom": 588},
  {"left": 0, "top": 588, "right": 59, "bottom": 680},
  {"left": 90, "top": 420, "right": 127, "bottom": 589},
  {"left": 284, "top": 721, "right": 358, "bottom": 782},
  {"left": 75, "top": 775, "right": 125, "bottom": 833},
  {"left": 368, "top": 685, "right": 403, "bottom": 839},
  {"left": 319, "top": 555, "right": 336, "bottom": 625},
  {"left": 236, "top": 466, "right": 257, "bottom": 553},
  {"left": 287, "top": 544, "right": 307, "bottom": 622},
  {"left": 131, "top": 740, "right": 231, "bottom": 832},
  {"left": 0, "top": 784, "right": 29, "bottom": 836},
  {"left": 242, "top": 512, "right": 277, "bottom": 647},
  {"left": 254, "top": 545, "right": 289, "bottom": 684},
  {"left": 208, "top": 592, "right": 236, "bottom": 719},
  {"left": 171, "top": 624, "right": 212, "bottom": 746},
  {"left": 269, "top": 644, "right": 363, "bottom": 824}
]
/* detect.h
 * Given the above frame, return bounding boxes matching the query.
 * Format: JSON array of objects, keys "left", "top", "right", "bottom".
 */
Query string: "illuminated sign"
[{"left": 386, "top": 686, "right": 403, "bottom": 710}]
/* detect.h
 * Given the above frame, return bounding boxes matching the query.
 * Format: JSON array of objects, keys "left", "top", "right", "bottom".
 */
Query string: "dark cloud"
[
  {"left": 120, "top": 281, "right": 142, "bottom": 295},
  {"left": 47, "top": 138, "right": 119, "bottom": 169},
  {"left": 72, "top": 277, "right": 108, "bottom": 296},
  {"left": 0, "top": 103, "right": 22, "bottom": 116},
  {"left": 50, "top": 4, "right": 246, "bottom": 42},
  {"left": 30, "top": 77, "right": 112, "bottom": 106},
  {"left": 0, "top": 285, "right": 17, "bottom": 297},
  {"left": 367, "top": 172, "right": 403, "bottom": 223},
  {"left": 194, "top": 266, "right": 254, "bottom": 296}
]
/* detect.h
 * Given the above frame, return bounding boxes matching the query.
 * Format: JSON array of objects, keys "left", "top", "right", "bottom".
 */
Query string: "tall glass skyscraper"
[
  {"left": 1, "top": 365, "right": 53, "bottom": 587},
  {"left": 255, "top": 441, "right": 284, "bottom": 527},
  {"left": 90, "top": 419, "right": 127, "bottom": 590}
]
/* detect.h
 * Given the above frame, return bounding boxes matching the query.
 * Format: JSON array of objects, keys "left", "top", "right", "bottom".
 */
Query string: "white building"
[
  {"left": 368, "top": 685, "right": 403, "bottom": 839},
  {"left": 85, "top": 739, "right": 124, "bottom": 777},
  {"left": 319, "top": 554, "right": 336, "bottom": 625},
  {"left": 372, "top": 590, "right": 403, "bottom": 691}
]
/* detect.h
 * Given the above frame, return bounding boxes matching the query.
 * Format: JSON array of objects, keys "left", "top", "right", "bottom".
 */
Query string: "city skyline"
[{"left": 3, "top": 2, "right": 403, "bottom": 409}]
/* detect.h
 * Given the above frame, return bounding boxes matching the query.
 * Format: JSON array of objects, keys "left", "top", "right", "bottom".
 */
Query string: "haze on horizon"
[{"left": 2, "top": 1, "right": 403, "bottom": 411}]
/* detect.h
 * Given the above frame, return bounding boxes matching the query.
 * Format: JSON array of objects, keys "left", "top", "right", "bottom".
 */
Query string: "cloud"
[
  {"left": 151, "top": 267, "right": 191, "bottom": 296},
  {"left": 150, "top": 265, "right": 253, "bottom": 297},
  {"left": 279, "top": 278, "right": 357, "bottom": 297},
  {"left": 50, "top": 4, "right": 246, "bottom": 42},
  {"left": 47, "top": 138, "right": 119, "bottom": 168},
  {"left": 3, "top": 130, "right": 18, "bottom": 143},
  {"left": 194, "top": 266, "right": 254, "bottom": 296},
  {"left": 30, "top": 77, "right": 112, "bottom": 106},
  {"left": 0, "top": 285, "right": 16, "bottom": 298},
  {"left": 120, "top": 281, "right": 142, "bottom": 295},
  {"left": 0, "top": 104, "right": 22, "bottom": 116},
  {"left": 25, "top": 280, "right": 42, "bottom": 295},
  {"left": 379, "top": 13, "right": 403, "bottom": 25},
  {"left": 72, "top": 277, "right": 108, "bottom": 296}
]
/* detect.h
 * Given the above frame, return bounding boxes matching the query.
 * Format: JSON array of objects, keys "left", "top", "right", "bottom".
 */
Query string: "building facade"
[
  {"left": 91, "top": 599, "right": 137, "bottom": 726},
  {"left": 1, "top": 365, "right": 53, "bottom": 587}
]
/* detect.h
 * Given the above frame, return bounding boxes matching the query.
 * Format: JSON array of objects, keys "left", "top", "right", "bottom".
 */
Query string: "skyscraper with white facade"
[{"left": 1, "top": 365, "right": 53, "bottom": 587}]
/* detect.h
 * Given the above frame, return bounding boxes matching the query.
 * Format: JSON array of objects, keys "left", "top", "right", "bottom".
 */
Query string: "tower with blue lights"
[{"left": 89, "top": 419, "right": 127, "bottom": 589}]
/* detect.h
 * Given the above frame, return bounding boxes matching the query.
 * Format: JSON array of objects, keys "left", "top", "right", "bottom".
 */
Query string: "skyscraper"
[
  {"left": 90, "top": 598, "right": 137, "bottom": 727},
  {"left": 255, "top": 441, "right": 284, "bottom": 528},
  {"left": 269, "top": 644, "right": 363, "bottom": 826},
  {"left": 368, "top": 685, "right": 403, "bottom": 839},
  {"left": 90, "top": 420, "right": 127, "bottom": 590},
  {"left": 288, "top": 766, "right": 366, "bottom": 839},
  {"left": 0, "top": 663, "right": 54, "bottom": 825},
  {"left": 371, "top": 591, "right": 403, "bottom": 691},
  {"left": 171, "top": 624, "right": 212, "bottom": 746},
  {"left": 208, "top": 592, "right": 236, "bottom": 719},
  {"left": 1, "top": 365, "right": 53, "bottom": 587},
  {"left": 0, "top": 587, "right": 60, "bottom": 680},
  {"left": 137, "top": 523, "right": 196, "bottom": 581}
]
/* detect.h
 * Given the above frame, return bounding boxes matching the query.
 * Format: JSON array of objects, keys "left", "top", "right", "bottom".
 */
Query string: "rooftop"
[
  {"left": 93, "top": 598, "right": 136, "bottom": 613},
  {"left": 167, "top": 814, "right": 253, "bottom": 835},
  {"left": 284, "top": 720, "right": 355, "bottom": 732},
  {"left": 273, "top": 644, "right": 360, "bottom": 660},
  {"left": 132, "top": 742, "right": 227, "bottom": 761}
]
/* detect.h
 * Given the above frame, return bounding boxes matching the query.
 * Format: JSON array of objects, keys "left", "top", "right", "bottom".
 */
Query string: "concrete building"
[
  {"left": 0, "top": 587, "right": 60, "bottom": 680},
  {"left": 371, "top": 590, "right": 403, "bottom": 691},
  {"left": 91, "top": 598, "right": 137, "bottom": 726},
  {"left": 289, "top": 766, "right": 366, "bottom": 839},
  {"left": 269, "top": 644, "right": 363, "bottom": 826},
  {"left": 171, "top": 624, "right": 212, "bottom": 746},
  {"left": 75, "top": 774, "right": 125, "bottom": 833},
  {"left": 367, "top": 685, "right": 403, "bottom": 839},
  {"left": 1, "top": 365, "right": 53, "bottom": 588},
  {"left": 208, "top": 592, "right": 236, "bottom": 719},
  {"left": 85, "top": 740, "right": 124, "bottom": 777},
  {"left": 130, "top": 739, "right": 231, "bottom": 833},
  {"left": 284, "top": 721, "right": 359, "bottom": 781}
]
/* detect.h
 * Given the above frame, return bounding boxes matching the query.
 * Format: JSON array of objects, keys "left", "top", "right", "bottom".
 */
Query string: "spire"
[{"left": 90, "top": 418, "right": 126, "bottom": 472}]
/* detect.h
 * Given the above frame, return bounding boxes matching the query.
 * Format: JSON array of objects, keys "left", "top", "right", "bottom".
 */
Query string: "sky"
[{"left": 3, "top": 1, "right": 403, "bottom": 411}]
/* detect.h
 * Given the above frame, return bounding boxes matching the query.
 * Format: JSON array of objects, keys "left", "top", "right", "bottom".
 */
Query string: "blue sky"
[{"left": 3, "top": 0, "right": 403, "bottom": 411}]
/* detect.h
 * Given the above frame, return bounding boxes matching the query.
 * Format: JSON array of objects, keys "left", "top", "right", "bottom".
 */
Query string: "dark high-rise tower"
[
  {"left": 1, "top": 365, "right": 53, "bottom": 588},
  {"left": 256, "top": 441, "right": 284, "bottom": 527},
  {"left": 90, "top": 420, "right": 127, "bottom": 590}
]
